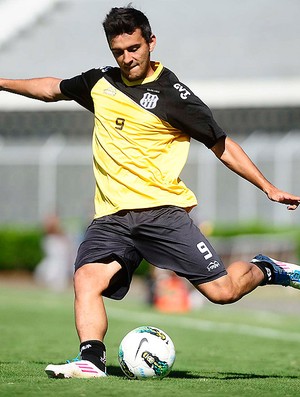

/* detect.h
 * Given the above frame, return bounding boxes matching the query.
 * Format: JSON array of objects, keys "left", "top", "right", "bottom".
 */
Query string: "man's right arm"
[{"left": 0, "top": 77, "right": 70, "bottom": 102}]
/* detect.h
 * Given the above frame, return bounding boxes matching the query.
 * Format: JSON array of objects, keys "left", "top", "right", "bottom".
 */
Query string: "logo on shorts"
[
  {"left": 140, "top": 92, "right": 159, "bottom": 109},
  {"left": 207, "top": 261, "right": 220, "bottom": 272}
]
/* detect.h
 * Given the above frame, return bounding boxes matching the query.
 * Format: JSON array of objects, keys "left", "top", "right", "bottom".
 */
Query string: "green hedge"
[
  {"left": 210, "top": 221, "right": 297, "bottom": 237},
  {"left": 0, "top": 228, "right": 43, "bottom": 272},
  {"left": 0, "top": 222, "right": 299, "bottom": 273},
  {"left": 0, "top": 228, "right": 151, "bottom": 274},
  {"left": 210, "top": 221, "right": 300, "bottom": 260}
]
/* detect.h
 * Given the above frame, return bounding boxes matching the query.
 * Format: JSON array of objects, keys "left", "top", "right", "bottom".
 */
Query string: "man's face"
[{"left": 109, "top": 28, "right": 156, "bottom": 81}]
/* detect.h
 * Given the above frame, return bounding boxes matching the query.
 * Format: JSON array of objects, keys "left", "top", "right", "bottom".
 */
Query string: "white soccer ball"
[{"left": 118, "top": 326, "right": 176, "bottom": 380}]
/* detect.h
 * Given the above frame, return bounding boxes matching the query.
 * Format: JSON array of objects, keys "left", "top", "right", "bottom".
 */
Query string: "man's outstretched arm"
[
  {"left": 211, "top": 136, "right": 300, "bottom": 210},
  {"left": 0, "top": 77, "right": 69, "bottom": 102}
]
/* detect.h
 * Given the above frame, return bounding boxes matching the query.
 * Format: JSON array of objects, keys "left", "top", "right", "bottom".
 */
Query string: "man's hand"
[{"left": 266, "top": 187, "right": 300, "bottom": 210}]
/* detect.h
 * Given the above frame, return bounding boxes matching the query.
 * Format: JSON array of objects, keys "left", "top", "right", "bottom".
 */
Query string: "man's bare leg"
[
  {"left": 45, "top": 260, "right": 122, "bottom": 378},
  {"left": 196, "top": 260, "right": 265, "bottom": 304},
  {"left": 74, "top": 261, "right": 122, "bottom": 342}
]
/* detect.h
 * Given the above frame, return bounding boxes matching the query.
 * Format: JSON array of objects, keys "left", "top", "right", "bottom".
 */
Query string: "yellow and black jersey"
[{"left": 60, "top": 62, "right": 226, "bottom": 218}]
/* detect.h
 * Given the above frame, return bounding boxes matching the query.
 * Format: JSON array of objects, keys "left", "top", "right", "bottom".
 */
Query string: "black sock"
[
  {"left": 253, "top": 262, "right": 274, "bottom": 285},
  {"left": 80, "top": 340, "right": 106, "bottom": 373}
]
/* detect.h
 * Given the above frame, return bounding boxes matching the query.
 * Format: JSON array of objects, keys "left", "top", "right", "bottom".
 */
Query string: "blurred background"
[{"left": 0, "top": 0, "right": 300, "bottom": 295}]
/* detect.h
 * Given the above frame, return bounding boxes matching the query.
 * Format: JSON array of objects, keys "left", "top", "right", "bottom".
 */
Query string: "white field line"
[{"left": 107, "top": 306, "right": 300, "bottom": 342}]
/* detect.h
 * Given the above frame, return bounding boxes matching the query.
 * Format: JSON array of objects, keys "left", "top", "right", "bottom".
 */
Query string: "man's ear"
[{"left": 149, "top": 34, "right": 156, "bottom": 52}]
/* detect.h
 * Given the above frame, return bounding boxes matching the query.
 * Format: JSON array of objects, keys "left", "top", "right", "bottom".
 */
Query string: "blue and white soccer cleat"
[
  {"left": 251, "top": 254, "right": 300, "bottom": 289},
  {"left": 45, "top": 359, "right": 107, "bottom": 379}
]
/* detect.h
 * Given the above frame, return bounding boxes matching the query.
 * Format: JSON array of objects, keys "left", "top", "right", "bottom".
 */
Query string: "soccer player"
[{"left": 1, "top": 6, "right": 300, "bottom": 379}]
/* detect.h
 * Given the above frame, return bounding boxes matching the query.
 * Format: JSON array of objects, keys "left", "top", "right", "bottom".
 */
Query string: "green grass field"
[{"left": 0, "top": 279, "right": 300, "bottom": 396}]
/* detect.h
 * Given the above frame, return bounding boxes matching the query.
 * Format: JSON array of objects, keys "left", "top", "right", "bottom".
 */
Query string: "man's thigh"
[
  {"left": 74, "top": 215, "right": 142, "bottom": 300},
  {"left": 130, "top": 206, "right": 227, "bottom": 285}
]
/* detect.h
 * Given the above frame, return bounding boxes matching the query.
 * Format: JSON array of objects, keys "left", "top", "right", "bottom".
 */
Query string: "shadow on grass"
[
  {"left": 107, "top": 366, "right": 300, "bottom": 380},
  {"left": 107, "top": 365, "right": 202, "bottom": 379}
]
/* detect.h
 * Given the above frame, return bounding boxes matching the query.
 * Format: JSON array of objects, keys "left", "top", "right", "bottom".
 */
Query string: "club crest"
[{"left": 140, "top": 92, "right": 159, "bottom": 109}]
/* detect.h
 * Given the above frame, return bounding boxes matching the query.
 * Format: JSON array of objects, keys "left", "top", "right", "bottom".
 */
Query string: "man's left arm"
[{"left": 211, "top": 136, "right": 300, "bottom": 210}]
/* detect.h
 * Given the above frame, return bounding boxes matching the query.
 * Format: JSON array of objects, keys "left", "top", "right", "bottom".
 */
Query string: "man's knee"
[{"left": 74, "top": 261, "right": 122, "bottom": 296}]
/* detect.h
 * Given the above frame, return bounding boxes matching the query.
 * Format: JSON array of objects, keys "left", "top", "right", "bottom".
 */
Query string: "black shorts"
[{"left": 74, "top": 206, "right": 227, "bottom": 299}]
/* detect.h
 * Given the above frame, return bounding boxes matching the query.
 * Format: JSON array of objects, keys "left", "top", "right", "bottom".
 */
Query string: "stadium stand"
[{"left": 0, "top": 0, "right": 299, "bottom": 226}]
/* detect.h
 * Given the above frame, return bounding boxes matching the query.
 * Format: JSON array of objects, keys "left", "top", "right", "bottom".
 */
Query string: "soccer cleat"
[
  {"left": 251, "top": 254, "right": 300, "bottom": 289},
  {"left": 45, "top": 360, "right": 107, "bottom": 379}
]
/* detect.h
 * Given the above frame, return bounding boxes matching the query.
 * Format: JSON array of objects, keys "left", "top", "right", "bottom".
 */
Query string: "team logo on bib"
[
  {"left": 140, "top": 93, "right": 159, "bottom": 109},
  {"left": 104, "top": 86, "right": 117, "bottom": 96}
]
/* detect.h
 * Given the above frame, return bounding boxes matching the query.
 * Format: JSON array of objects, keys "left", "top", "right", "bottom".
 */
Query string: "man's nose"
[{"left": 123, "top": 51, "right": 133, "bottom": 64}]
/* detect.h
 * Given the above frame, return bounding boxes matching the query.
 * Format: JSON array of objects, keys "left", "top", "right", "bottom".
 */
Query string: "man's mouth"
[{"left": 127, "top": 65, "right": 138, "bottom": 72}]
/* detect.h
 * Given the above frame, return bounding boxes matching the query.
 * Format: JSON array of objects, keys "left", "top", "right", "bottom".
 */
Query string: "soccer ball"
[{"left": 118, "top": 326, "right": 176, "bottom": 380}]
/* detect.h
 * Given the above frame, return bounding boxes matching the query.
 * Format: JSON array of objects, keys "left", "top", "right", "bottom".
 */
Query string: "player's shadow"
[
  {"left": 107, "top": 366, "right": 300, "bottom": 380},
  {"left": 107, "top": 365, "right": 198, "bottom": 379},
  {"left": 108, "top": 366, "right": 201, "bottom": 379},
  {"left": 107, "top": 365, "right": 126, "bottom": 377}
]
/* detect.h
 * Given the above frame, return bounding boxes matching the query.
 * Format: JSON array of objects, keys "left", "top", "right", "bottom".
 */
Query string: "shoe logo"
[
  {"left": 76, "top": 362, "right": 99, "bottom": 374},
  {"left": 135, "top": 338, "right": 148, "bottom": 359},
  {"left": 290, "top": 271, "right": 300, "bottom": 282}
]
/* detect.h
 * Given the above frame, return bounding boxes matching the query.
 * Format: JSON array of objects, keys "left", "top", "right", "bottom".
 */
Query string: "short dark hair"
[{"left": 102, "top": 5, "right": 152, "bottom": 43}]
